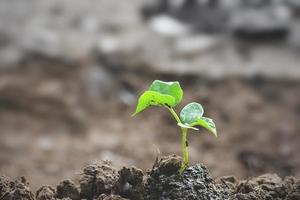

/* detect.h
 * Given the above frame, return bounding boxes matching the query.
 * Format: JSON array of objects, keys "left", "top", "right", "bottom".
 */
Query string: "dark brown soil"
[
  {"left": 144, "top": 155, "right": 230, "bottom": 200},
  {"left": 0, "top": 155, "right": 299, "bottom": 200}
]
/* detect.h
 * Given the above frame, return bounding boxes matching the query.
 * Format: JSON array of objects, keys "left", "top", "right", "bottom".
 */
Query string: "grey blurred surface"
[{"left": 0, "top": 0, "right": 299, "bottom": 79}]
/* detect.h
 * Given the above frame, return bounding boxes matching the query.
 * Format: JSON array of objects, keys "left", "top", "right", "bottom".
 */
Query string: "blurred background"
[{"left": 0, "top": 0, "right": 299, "bottom": 190}]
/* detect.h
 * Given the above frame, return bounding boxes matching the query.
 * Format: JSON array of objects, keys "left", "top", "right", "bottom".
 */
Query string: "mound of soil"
[
  {"left": 144, "top": 155, "right": 230, "bottom": 200},
  {"left": 0, "top": 155, "right": 299, "bottom": 200}
]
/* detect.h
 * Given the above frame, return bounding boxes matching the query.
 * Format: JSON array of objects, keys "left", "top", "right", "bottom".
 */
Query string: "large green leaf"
[
  {"left": 149, "top": 80, "right": 183, "bottom": 106},
  {"left": 180, "top": 102, "right": 204, "bottom": 124},
  {"left": 180, "top": 102, "right": 217, "bottom": 137},
  {"left": 133, "top": 90, "right": 175, "bottom": 115}
]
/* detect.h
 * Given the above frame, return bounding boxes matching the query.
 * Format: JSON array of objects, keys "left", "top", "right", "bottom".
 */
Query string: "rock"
[
  {"left": 229, "top": 1, "right": 291, "bottom": 39},
  {"left": 175, "top": 35, "right": 220, "bottom": 55},
  {"left": 143, "top": 0, "right": 227, "bottom": 33},
  {"left": 148, "top": 15, "right": 191, "bottom": 37}
]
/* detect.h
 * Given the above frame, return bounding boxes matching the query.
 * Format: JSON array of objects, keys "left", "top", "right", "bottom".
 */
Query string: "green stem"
[
  {"left": 165, "top": 106, "right": 189, "bottom": 173},
  {"left": 180, "top": 128, "right": 188, "bottom": 173},
  {"left": 166, "top": 106, "right": 181, "bottom": 124}
]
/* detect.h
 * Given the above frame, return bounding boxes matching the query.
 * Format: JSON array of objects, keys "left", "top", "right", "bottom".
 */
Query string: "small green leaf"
[
  {"left": 149, "top": 80, "right": 183, "bottom": 106},
  {"left": 177, "top": 123, "right": 199, "bottom": 130},
  {"left": 180, "top": 102, "right": 217, "bottom": 136},
  {"left": 133, "top": 90, "right": 175, "bottom": 115},
  {"left": 180, "top": 102, "right": 204, "bottom": 124},
  {"left": 191, "top": 117, "right": 217, "bottom": 137}
]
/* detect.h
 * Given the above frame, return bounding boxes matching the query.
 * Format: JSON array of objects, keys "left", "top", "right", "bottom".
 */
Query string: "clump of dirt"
[
  {"left": 79, "top": 161, "right": 119, "bottom": 200},
  {"left": 0, "top": 176, "right": 34, "bottom": 200},
  {"left": 221, "top": 173, "right": 300, "bottom": 200},
  {"left": 98, "top": 194, "right": 128, "bottom": 200},
  {"left": 144, "top": 155, "right": 230, "bottom": 200},
  {"left": 287, "top": 180, "right": 300, "bottom": 200},
  {"left": 113, "top": 167, "right": 144, "bottom": 200},
  {"left": 36, "top": 186, "right": 56, "bottom": 200},
  {"left": 56, "top": 180, "right": 80, "bottom": 200},
  {"left": 149, "top": 155, "right": 182, "bottom": 176}
]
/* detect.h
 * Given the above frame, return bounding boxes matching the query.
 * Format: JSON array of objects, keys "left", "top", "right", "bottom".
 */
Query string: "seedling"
[{"left": 133, "top": 80, "right": 217, "bottom": 173}]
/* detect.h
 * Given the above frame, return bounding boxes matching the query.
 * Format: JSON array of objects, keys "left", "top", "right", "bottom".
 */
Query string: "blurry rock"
[
  {"left": 148, "top": 15, "right": 190, "bottom": 37},
  {"left": 175, "top": 34, "right": 220, "bottom": 55},
  {"left": 229, "top": 2, "right": 291, "bottom": 39},
  {"left": 173, "top": 0, "right": 227, "bottom": 33},
  {"left": 97, "top": 36, "right": 121, "bottom": 54},
  {"left": 141, "top": 0, "right": 169, "bottom": 19},
  {"left": 288, "top": 21, "right": 300, "bottom": 49},
  {"left": 143, "top": 0, "right": 227, "bottom": 33},
  {"left": 286, "top": 0, "right": 300, "bottom": 14},
  {"left": 21, "top": 27, "right": 94, "bottom": 61}
]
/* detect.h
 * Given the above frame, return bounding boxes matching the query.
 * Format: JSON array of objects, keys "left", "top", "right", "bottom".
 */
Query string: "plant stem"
[
  {"left": 166, "top": 106, "right": 181, "bottom": 124},
  {"left": 166, "top": 106, "right": 189, "bottom": 173},
  {"left": 180, "top": 127, "right": 188, "bottom": 173}
]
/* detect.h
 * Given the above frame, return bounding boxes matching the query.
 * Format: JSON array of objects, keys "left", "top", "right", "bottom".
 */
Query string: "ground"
[{"left": 0, "top": 61, "right": 299, "bottom": 191}]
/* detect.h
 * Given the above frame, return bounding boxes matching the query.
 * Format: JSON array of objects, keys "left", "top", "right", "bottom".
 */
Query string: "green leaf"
[
  {"left": 180, "top": 102, "right": 204, "bottom": 124},
  {"left": 133, "top": 90, "right": 175, "bottom": 115},
  {"left": 149, "top": 80, "right": 183, "bottom": 106},
  {"left": 177, "top": 123, "right": 199, "bottom": 130},
  {"left": 180, "top": 102, "right": 217, "bottom": 137},
  {"left": 191, "top": 117, "right": 217, "bottom": 137}
]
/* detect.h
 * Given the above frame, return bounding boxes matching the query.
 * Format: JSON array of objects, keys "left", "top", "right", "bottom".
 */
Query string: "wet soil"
[{"left": 0, "top": 155, "right": 299, "bottom": 200}]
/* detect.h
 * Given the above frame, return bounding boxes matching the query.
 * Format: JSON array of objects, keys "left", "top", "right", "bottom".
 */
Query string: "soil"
[
  {"left": 144, "top": 155, "right": 230, "bottom": 200},
  {"left": 0, "top": 1, "right": 299, "bottom": 199},
  {"left": 0, "top": 155, "right": 299, "bottom": 200},
  {"left": 0, "top": 62, "right": 299, "bottom": 191}
]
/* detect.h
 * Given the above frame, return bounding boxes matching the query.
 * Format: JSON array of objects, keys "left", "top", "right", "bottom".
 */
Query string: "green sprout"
[{"left": 133, "top": 80, "right": 217, "bottom": 172}]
